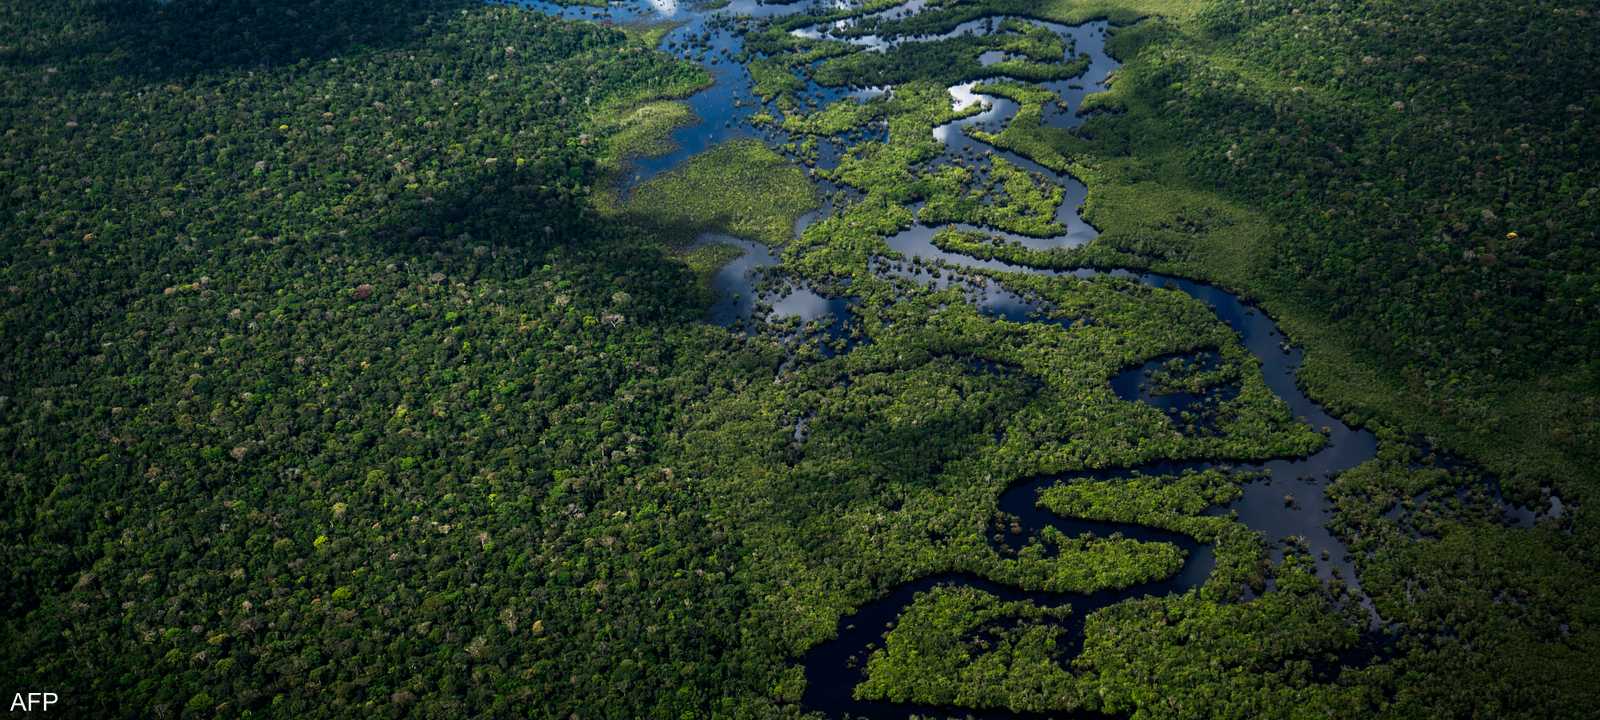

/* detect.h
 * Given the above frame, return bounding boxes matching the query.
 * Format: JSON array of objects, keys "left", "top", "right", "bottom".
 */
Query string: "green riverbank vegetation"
[{"left": 2, "top": 0, "right": 1596, "bottom": 718}]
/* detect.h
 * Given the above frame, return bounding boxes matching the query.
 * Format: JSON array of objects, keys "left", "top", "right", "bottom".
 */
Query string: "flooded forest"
[{"left": 1, "top": 0, "right": 1596, "bottom": 717}]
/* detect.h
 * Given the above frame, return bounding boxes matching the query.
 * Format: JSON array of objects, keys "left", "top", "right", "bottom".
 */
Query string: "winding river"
[{"left": 518, "top": 1, "right": 1381, "bottom": 717}]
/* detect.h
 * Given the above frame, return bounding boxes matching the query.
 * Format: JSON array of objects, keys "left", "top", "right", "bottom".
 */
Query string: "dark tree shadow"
[
  {"left": 366, "top": 165, "right": 716, "bottom": 329},
  {"left": 783, "top": 355, "right": 1039, "bottom": 517},
  {"left": 3, "top": 0, "right": 472, "bottom": 89}
]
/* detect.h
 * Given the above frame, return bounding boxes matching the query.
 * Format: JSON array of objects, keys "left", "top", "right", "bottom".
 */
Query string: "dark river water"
[{"left": 518, "top": 1, "right": 1387, "bottom": 717}]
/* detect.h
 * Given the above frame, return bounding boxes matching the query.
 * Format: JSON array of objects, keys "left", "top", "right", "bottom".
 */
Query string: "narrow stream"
[{"left": 518, "top": 2, "right": 1382, "bottom": 717}]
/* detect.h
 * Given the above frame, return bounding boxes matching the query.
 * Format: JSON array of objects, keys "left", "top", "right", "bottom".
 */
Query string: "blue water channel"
[{"left": 518, "top": 1, "right": 1394, "bottom": 717}]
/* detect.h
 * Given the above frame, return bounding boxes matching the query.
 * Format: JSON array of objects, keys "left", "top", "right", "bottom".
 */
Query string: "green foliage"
[
  {"left": 3, "top": 0, "right": 1597, "bottom": 718},
  {"left": 0, "top": 2, "right": 745, "bottom": 718},
  {"left": 1075, "top": 561, "right": 1373, "bottom": 718},
  {"left": 747, "top": 56, "right": 806, "bottom": 103},
  {"left": 856, "top": 586, "right": 1080, "bottom": 711},
  {"left": 919, "top": 156, "right": 1067, "bottom": 236},
  {"left": 595, "top": 100, "right": 697, "bottom": 171},
  {"left": 811, "top": 23, "right": 1087, "bottom": 87},
  {"left": 1057, "top": 1, "right": 1599, "bottom": 484},
  {"left": 617, "top": 138, "right": 820, "bottom": 245}
]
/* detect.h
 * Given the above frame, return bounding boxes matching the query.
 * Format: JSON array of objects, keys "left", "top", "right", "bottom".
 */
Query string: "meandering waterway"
[{"left": 518, "top": 1, "right": 1384, "bottom": 717}]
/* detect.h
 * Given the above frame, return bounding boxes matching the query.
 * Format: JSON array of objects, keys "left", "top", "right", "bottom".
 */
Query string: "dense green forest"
[{"left": 2, "top": 0, "right": 1596, "bottom": 718}]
